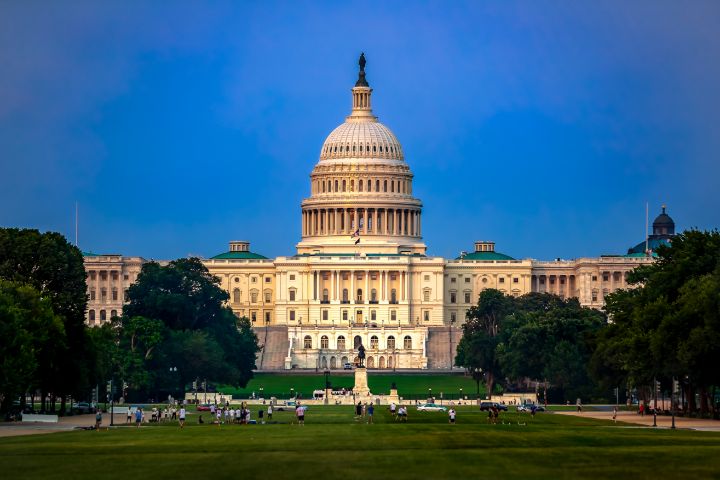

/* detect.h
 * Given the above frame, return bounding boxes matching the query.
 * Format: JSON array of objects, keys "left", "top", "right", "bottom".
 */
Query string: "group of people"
[
  {"left": 206, "top": 403, "right": 271, "bottom": 425},
  {"left": 354, "top": 401, "right": 375, "bottom": 423},
  {"left": 389, "top": 402, "right": 410, "bottom": 422}
]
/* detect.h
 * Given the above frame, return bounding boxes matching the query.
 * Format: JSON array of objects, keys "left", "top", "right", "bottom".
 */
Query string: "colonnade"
[
  {"left": 302, "top": 207, "right": 421, "bottom": 237},
  {"left": 307, "top": 269, "right": 410, "bottom": 303}
]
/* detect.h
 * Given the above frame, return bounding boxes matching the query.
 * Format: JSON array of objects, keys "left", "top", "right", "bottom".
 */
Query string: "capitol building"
[{"left": 83, "top": 55, "right": 674, "bottom": 370}]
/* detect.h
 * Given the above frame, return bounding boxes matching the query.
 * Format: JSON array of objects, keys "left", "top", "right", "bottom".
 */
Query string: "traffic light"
[
  {"left": 91, "top": 386, "right": 97, "bottom": 400},
  {"left": 192, "top": 380, "right": 197, "bottom": 390},
  {"left": 106, "top": 380, "right": 112, "bottom": 394},
  {"left": 673, "top": 379, "right": 680, "bottom": 394},
  {"left": 655, "top": 380, "right": 661, "bottom": 394}
]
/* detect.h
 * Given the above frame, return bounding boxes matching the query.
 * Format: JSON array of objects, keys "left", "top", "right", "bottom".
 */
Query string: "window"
[
  {"left": 450, "top": 292, "right": 456, "bottom": 304},
  {"left": 289, "top": 289, "right": 296, "bottom": 301},
  {"left": 342, "top": 310, "right": 348, "bottom": 321},
  {"left": 89, "top": 271, "right": 96, "bottom": 280},
  {"left": 265, "top": 312, "right": 271, "bottom": 323},
  {"left": 342, "top": 289, "right": 349, "bottom": 302},
  {"left": 124, "top": 289, "right": 129, "bottom": 302},
  {"left": 387, "top": 336, "right": 395, "bottom": 349},
  {"left": 423, "top": 311, "right": 430, "bottom": 321},
  {"left": 251, "top": 312, "right": 257, "bottom": 322},
  {"left": 403, "top": 335, "right": 412, "bottom": 349},
  {"left": 304, "top": 336, "right": 312, "bottom": 349},
  {"left": 591, "top": 276, "right": 597, "bottom": 282},
  {"left": 322, "top": 310, "right": 329, "bottom": 320},
  {"left": 390, "top": 289, "right": 397, "bottom": 303},
  {"left": 423, "top": 290, "right": 430, "bottom": 302},
  {"left": 592, "top": 292, "right": 598, "bottom": 302},
  {"left": 465, "top": 277, "right": 470, "bottom": 283},
  {"left": 337, "top": 336, "right": 346, "bottom": 349},
  {"left": 322, "top": 288, "right": 329, "bottom": 302},
  {"left": 290, "top": 310, "right": 295, "bottom": 321},
  {"left": 424, "top": 275, "right": 430, "bottom": 281},
  {"left": 101, "top": 288, "right": 107, "bottom": 300},
  {"left": 603, "top": 274, "right": 609, "bottom": 282},
  {"left": 513, "top": 277, "right": 519, "bottom": 283},
  {"left": 100, "top": 310, "right": 106, "bottom": 321},
  {"left": 124, "top": 274, "right": 129, "bottom": 281},
  {"left": 371, "top": 288, "right": 377, "bottom": 302},
  {"left": 89, "top": 310, "right": 95, "bottom": 322},
  {"left": 450, "top": 312, "right": 457, "bottom": 323},
  {"left": 100, "top": 272, "right": 107, "bottom": 281},
  {"left": 290, "top": 274, "right": 296, "bottom": 280},
  {"left": 321, "top": 335, "right": 329, "bottom": 349},
  {"left": 370, "top": 335, "right": 378, "bottom": 348},
  {"left": 265, "top": 277, "right": 271, "bottom": 283},
  {"left": 264, "top": 292, "right": 271, "bottom": 302},
  {"left": 234, "top": 277, "right": 239, "bottom": 283},
  {"left": 464, "top": 292, "right": 471, "bottom": 303},
  {"left": 371, "top": 310, "right": 377, "bottom": 321},
  {"left": 451, "top": 277, "right": 456, "bottom": 283},
  {"left": 499, "top": 277, "right": 505, "bottom": 283},
  {"left": 391, "top": 310, "right": 397, "bottom": 321},
  {"left": 233, "top": 288, "right": 241, "bottom": 304},
  {"left": 356, "top": 289, "right": 363, "bottom": 302},
  {"left": 251, "top": 291, "right": 258, "bottom": 303},
  {"left": 90, "top": 289, "right": 96, "bottom": 301},
  {"left": 251, "top": 277, "right": 257, "bottom": 283}
]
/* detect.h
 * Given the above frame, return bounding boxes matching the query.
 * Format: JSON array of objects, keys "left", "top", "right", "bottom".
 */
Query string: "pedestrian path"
[{"left": 555, "top": 409, "right": 720, "bottom": 431}]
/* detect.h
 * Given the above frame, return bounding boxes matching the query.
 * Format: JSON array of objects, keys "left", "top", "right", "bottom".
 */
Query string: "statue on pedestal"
[{"left": 357, "top": 343, "right": 366, "bottom": 368}]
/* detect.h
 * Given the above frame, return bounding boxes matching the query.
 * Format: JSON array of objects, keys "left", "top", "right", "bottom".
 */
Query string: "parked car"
[
  {"left": 517, "top": 403, "right": 545, "bottom": 412},
  {"left": 71, "top": 402, "right": 96, "bottom": 414},
  {"left": 479, "top": 402, "right": 508, "bottom": 411},
  {"left": 196, "top": 404, "right": 212, "bottom": 411},
  {"left": 343, "top": 362, "right": 353, "bottom": 370},
  {"left": 417, "top": 403, "right": 447, "bottom": 412}
]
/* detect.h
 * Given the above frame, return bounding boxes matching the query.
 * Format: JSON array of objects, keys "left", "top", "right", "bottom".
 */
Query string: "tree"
[
  {"left": 0, "top": 281, "right": 65, "bottom": 412},
  {"left": 0, "top": 228, "right": 90, "bottom": 411},
  {"left": 595, "top": 230, "right": 720, "bottom": 415},
  {"left": 455, "top": 289, "right": 514, "bottom": 400},
  {"left": 118, "top": 258, "right": 259, "bottom": 400}
]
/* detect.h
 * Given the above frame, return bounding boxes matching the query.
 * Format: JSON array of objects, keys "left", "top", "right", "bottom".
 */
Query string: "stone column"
[
  {"left": 351, "top": 271, "right": 355, "bottom": 303},
  {"left": 383, "top": 271, "right": 388, "bottom": 300},
  {"left": 365, "top": 270, "right": 369, "bottom": 300},
  {"left": 384, "top": 209, "right": 389, "bottom": 235}
]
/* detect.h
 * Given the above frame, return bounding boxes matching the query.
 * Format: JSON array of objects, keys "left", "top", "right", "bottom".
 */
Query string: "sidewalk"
[
  {"left": 0, "top": 413, "right": 127, "bottom": 438},
  {"left": 555, "top": 409, "right": 720, "bottom": 431}
]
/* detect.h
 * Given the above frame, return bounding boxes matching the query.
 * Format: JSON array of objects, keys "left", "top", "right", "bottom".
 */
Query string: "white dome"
[{"left": 319, "top": 120, "right": 404, "bottom": 161}]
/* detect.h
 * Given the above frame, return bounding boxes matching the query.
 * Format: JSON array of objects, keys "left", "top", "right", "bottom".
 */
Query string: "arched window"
[
  {"left": 404, "top": 335, "right": 412, "bottom": 349},
  {"left": 359, "top": 180, "right": 363, "bottom": 192},
  {"left": 376, "top": 179, "right": 380, "bottom": 191},
  {"left": 335, "top": 180, "right": 338, "bottom": 192},
  {"left": 330, "top": 357, "right": 337, "bottom": 369},
  {"left": 379, "top": 356, "right": 386, "bottom": 369},
  {"left": 342, "top": 289, "right": 349, "bottom": 302},
  {"left": 387, "top": 336, "right": 395, "bottom": 349},
  {"left": 322, "top": 288, "right": 329, "bottom": 302},
  {"left": 354, "top": 335, "right": 362, "bottom": 349},
  {"left": 356, "top": 288, "right": 363, "bottom": 302},
  {"left": 89, "top": 310, "right": 95, "bottom": 323},
  {"left": 391, "top": 181, "right": 395, "bottom": 193},
  {"left": 304, "top": 336, "right": 312, "bottom": 349},
  {"left": 384, "top": 180, "right": 387, "bottom": 192},
  {"left": 350, "top": 179, "right": 354, "bottom": 192},
  {"left": 367, "top": 179, "right": 371, "bottom": 192},
  {"left": 233, "top": 288, "right": 241, "bottom": 304},
  {"left": 342, "top": 180, "right": 346, "bottom": 192},
  {"left": 367, "top": 356, "right": 375, "bottom": 368},
  {"left": 110, "top": 309, "right": 117, "bottom": 318},
  {"left": 370, "top": 335, "right": 378, "bottom": 348},
  {"left": 337, "top": 336, "right": 346, "bottom": 350},
  {"left": 321, "top": 335, "right": 329, "bottom": 349},
  {"left": 100, "top": 310, "right": 106, "bottom": 321}
]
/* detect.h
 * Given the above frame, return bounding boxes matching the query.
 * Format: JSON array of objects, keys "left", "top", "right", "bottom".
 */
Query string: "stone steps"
[
  {"left": 255, "top": 326, "right": 289, "bottom": 370},
  {"left": 425, "top": 326, "right": 462, "bottom": 369}
]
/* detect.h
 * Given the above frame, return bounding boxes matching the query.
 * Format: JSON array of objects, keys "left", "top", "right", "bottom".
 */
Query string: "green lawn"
[
  {"left": 1, "top": 406, "right": 719, "bottom": 479},
  {"left": 218, "top": 373, "right": 486, "bottom": 398}
]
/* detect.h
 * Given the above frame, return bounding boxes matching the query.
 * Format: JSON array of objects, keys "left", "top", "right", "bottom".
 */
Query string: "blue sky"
[{"left": 1, "top": 1, "right": 718, "bottom": 260}]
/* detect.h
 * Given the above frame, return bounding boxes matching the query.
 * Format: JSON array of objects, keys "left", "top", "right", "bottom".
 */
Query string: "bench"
[{"left": 21, "top": 413, "right": 59, "bottom": 423}]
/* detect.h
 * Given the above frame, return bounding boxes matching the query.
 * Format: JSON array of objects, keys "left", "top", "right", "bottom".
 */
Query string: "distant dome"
[
  {"left": 652, "top": 205, "right": 675, "bottom": 237},
  {"left": 320, "top": 121, "right": 404, "bottom": 161}
]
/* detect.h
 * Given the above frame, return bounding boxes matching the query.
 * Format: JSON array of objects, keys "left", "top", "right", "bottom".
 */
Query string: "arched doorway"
[
  {"left": 379, "top": 356, "right": 385, "bottom": 369},
  {"left": 341, "top": 356, "right": 349, "bottom": 366},
  {"left": 321, "top": 357, "right": 328, "bottom": 369},
  {"left": 330, "top": 357, "right": 337, "bottom": 369},
  {"left": 367, "top": 356, "right": 375, "bottom": 369},
  {"left": 353, "top": 356, "right": 360, "bottom": 366},
  {"left": 388, "top": 356, "right": 394, "bottom": 369}
]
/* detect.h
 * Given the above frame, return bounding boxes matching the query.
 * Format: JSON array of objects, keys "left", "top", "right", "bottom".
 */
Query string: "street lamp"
[
  {"left": 473, "top": 367, "right": 483, "bottom": 405},
  {"left": 460, "top": 388, "right": 463, "bottom": 404},
  {"left": 428, "top": 388, "right": 432, "bottom": 402},
  {"left": 324, "top": 369, "right": 331, "bottom": 389},
  {"left": 259, "top": 386, "right": 264, "bottom": 400},
  {"left": 169, "top": 367, "right": 178, "bottom": 402},
  {"left": 290, "top": 387, "right": 295, "bottom": 400}
]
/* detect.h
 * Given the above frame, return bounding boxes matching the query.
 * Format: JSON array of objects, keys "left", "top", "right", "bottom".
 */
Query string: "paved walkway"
[
  {"left": 555, "top": 409, "right": 720, "bottom": 431},
  {"left": 0, "top": 413, "right": 128, "bottom": 438}
]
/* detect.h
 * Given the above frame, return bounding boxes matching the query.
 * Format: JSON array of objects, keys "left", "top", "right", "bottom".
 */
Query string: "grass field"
[
  {"left": 2, "top": 406, "right": 719, "bottom": 479},
  {"left": 218, "top": 373, "right": 486, "bottom": 398}
]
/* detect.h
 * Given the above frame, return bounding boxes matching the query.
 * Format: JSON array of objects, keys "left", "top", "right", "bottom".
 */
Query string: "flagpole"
[
  {"left": 645, "top": 202, "right": 649, "bottom": 255},
  {"left": 75, "top": 202, "right": 78, "bottom": 247}
]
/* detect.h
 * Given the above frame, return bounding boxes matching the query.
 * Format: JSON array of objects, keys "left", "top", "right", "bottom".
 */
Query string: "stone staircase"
[
  {"left": 425, "top": 326, "right": 463, "bottom": 369},
  {"left": 254, "top": 326, "right": 290, "bottom": 370}
]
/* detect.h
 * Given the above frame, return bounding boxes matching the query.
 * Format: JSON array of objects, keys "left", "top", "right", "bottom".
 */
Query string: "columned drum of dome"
[{"left": 297, "top": 55, "right": 426, "bottom": 255}]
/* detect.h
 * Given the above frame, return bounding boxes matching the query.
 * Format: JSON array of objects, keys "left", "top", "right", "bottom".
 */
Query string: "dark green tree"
[{"left": 0, "top": 228, "right": 90, "bottom": 411}]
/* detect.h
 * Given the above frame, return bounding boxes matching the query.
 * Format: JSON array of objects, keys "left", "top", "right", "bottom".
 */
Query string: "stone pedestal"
[
  {"left": 387, "top": 388, "right": 400, "bottom": 404},
  {"left": 354, "top": 367, "right": 370, "bottom": 396}
]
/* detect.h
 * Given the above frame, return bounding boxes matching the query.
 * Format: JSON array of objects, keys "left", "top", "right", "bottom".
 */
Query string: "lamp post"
[
  {"left": 473, "top": 368, "right": 483, "bottom": 406},
  {"left": 324, "top": 369, "right": 331, "bottom": 389},
  {"left": 460, "top": 388, "right": 463, "bottom": 404},
  {"left": 169, "top": 367, "right": 178, "bottom": 402},
  {"left": 428, "top": 388, "right": 432, "bottom": 402},
  {"left": 259, "top": 387, "right": 264, "bottom": 401},
  {"left": 290, "top": 387, "right": 295, "bottom": 400}
]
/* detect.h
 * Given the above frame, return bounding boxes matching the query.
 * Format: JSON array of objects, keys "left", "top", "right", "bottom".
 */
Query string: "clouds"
[{"left": 0, "top": 1, "right": 718, "bottom": 259}]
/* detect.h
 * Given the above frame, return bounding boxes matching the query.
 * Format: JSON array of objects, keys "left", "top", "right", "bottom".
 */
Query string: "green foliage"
[
  {"left": 457, "top": 290, "right": 606, "bottom": 402},
  {"left": 594, "top": 230, "right": 720, "bottom": 413},
  {"left": 0, "top": 281, "right": 65, "bottom": 410},
  {"left": 0, "top": 228, "right": 91, "bottom": 407},
  {"left": 114, "top": 258, "right": 259, "bottom": 400}
]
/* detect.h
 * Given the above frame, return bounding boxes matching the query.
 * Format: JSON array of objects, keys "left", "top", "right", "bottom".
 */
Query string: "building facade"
[{"left": 84, "top": 55, "right": 673, "bottom": 369}]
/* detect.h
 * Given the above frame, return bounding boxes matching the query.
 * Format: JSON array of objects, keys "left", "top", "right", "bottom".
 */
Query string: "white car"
[{"left": 416, "top": 403, "right": 447, "bottom": 412}]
